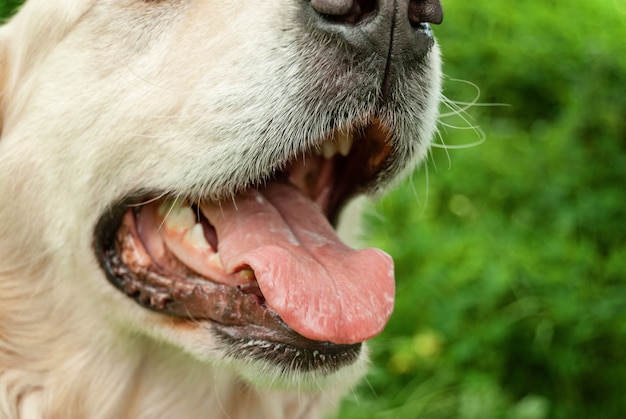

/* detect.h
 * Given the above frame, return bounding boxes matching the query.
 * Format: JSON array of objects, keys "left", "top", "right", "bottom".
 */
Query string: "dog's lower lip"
[
  {"left": 100, "top": 206, "right": 276, "bottom": 327},
  {"left": 214, "top": 324, "right": 362, "bottom": 373}
]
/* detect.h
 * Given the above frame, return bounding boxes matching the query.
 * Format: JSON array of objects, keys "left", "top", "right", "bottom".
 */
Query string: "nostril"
[
  {"left": 310, "top": 0, "right": 378, "bottom": 25},
  {"left": 310, "top": 0, "right": 354, "bottom": 16},
  {"left": 408, "top": 0, "right": 444, "bottom": 26}
]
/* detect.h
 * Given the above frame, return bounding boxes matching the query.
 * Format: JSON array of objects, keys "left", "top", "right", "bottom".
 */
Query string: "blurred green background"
[
  {"left": 2, "top": 0, "right": 624, "bottom": 418},
  {"left": 339, "top": 1, "right": 626, "bottom": 418}
]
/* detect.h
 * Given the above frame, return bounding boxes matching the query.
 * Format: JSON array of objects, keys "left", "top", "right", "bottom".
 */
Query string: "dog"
[{"left": 0, "top": 0, "right": 442, "bottom": 417}]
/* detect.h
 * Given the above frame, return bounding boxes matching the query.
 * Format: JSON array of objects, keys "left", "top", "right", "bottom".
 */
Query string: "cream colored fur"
[{"left": 0, "top": 0, "right": 441, "bottom": 418}]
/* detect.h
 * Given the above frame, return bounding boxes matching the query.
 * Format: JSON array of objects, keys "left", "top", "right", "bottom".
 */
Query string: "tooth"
[
  {"left": 160, "top": 200, "right": 195, "bottom": 231},
  {"left": 238, "top": 268, "right": 256, "bottom": 281},
  {"left": 322, "top": 139, "right": 338, "bottom": 159},
  {"left": 157, "top": 199, "right": 172, "bottom": 217},
  {"left": 337, "top": 130, "right": 353, "bottom": 156},
  {"left": 184, "top": 223, "right": 211, "bottom": 250},
  {"left": 209, "top": 253, "right": 224, "bottom": 269}
]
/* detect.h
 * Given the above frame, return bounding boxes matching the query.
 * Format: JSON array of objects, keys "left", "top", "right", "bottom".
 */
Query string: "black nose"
[
  {"left": 310, "top": 0, "right": 443, "bottom": 26},
  {"left": 307, "top": 0, "right": 443, "bottom": 58}
]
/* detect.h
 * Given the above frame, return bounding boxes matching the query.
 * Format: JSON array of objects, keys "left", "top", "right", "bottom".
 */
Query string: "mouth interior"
[{"left": 97, "top": 121, "right": 396, "bottom": 348}]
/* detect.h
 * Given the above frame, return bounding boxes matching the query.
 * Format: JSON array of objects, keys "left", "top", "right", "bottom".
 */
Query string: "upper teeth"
[
  {"left": 185, "top": 223, "right": 211, "bottom": 250},
  {"left": 336, "top": 130, "right": 353, "bottom": 156},
  {"left": 319, "top": 129, "right": 354, "bottom": 159}
]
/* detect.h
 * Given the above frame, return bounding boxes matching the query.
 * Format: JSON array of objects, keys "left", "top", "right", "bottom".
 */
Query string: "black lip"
[{"left": 215, "top": 324, "right": 361, "bottom": 373}]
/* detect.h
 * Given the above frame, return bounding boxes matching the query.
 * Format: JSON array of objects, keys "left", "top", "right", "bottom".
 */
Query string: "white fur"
[{"left": 0, "top": 1, "right": 441, "bottom": 418}]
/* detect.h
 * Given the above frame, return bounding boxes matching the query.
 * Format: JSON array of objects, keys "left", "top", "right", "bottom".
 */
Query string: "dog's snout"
[
  {"left": 307, "top": 0, "right": 443, "bottom": 62},
  {"left": 309, "top": 0, "right": 443, "bottom": 26}
]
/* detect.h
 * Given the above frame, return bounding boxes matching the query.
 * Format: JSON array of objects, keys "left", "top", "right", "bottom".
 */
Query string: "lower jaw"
[{"left": 95, "top": 199, "right": 363, "bottom": 373}]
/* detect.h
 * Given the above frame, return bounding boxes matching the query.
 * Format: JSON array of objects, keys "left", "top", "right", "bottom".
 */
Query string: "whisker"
[
  {"left": 157, "top": 196, "right": 181, "bottom": 232},
  {"left": 127, "top": 192, "right": 169, "bottom": 207}
]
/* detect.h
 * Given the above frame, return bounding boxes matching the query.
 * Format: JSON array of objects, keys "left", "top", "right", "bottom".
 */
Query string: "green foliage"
[
  {"left": 0, "top": 0, "right": 21, "bottom": 20},
  {"left": 1, "top": 0, "right": 624, "bottom": 417},
  {"left": 339, "top": 0, "right": 626, "bottom": 418}
]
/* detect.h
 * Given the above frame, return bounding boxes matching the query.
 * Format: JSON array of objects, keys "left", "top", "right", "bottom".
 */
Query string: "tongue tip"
[
  {"left": 246, "top": 245, "right": 395, "bottom": 345},
  {"left": 277, "top": 298, "right": 395, "bottom": 345}
]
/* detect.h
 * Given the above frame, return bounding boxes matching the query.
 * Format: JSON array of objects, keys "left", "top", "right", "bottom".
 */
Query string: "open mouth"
[{"left": 95, "top": 120, "right": 396, "bottom": 371}]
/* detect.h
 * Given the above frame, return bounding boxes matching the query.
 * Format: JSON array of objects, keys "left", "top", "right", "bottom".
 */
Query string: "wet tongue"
[{"left": 200, "top": 182, "right": 395, "bottom": 344}]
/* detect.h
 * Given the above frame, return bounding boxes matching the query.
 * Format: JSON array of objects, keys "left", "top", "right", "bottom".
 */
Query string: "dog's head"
[{"left": 0, "top": 0, "right": 442, "bottom": 389}]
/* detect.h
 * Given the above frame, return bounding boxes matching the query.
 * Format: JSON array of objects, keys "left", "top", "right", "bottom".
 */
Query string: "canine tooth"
[
  {"left": 160, "top": 200, "right": 195, "bottom": 231},
  {"left": 321, "top": 139, "right": 338, "bottom": 159},
  {"left": 337, "top": 130, "right": 353, "bottom": 156},
  {"left": 184, "top": 223, "right": 211, "bottom": 250}
]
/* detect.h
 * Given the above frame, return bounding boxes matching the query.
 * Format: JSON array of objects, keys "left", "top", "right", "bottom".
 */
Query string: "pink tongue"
[{"left": 201, "top": 182, "right": 395, "bottom": 344}]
